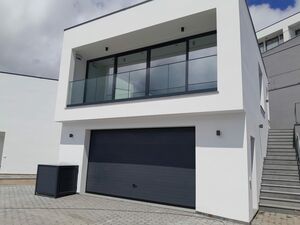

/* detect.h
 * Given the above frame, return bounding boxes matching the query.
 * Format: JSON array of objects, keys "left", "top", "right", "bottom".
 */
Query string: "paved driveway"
[
  {"left": 0, "top": 185, "right": 240, "bottom": 225},
  {"left": 0, "top": 185, "right": 299, "bottom": 225}
]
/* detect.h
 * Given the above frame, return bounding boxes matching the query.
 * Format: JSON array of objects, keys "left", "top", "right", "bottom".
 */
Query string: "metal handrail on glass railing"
[{"left": 68, "top": 55, "right": 217, "bottom": 106}]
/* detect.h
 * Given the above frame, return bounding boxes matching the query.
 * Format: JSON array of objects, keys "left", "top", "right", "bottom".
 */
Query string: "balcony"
[{"left": 67, "top": 32, "right": 217, "bottom": 107}]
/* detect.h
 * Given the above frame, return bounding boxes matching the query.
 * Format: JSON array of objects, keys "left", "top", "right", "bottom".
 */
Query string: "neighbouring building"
[
  {"left": 0, "top": 71, "right": 61, "bottom": 174},
  {"left": 55, "top": 0, "right": 269, "bottom": 223},
  {"left": 257, "top": 11, "right": 300, "bottom": 53},
  {"left": 256, "top": 12, "right": 300, "bottom": 129}
]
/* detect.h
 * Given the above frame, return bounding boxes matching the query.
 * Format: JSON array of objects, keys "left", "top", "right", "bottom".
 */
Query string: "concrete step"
[
  {"left": 268, "top": 142, "right": 294, "bottom": 146},
  {"left": 262, "top": 178, "right": 300, "bottom": 186},
  {"left": 259, "top": 204, "right": 300, "bottom": 215},
  {"left": 261, "top": 184, "right": 300, "bottom": 193},
  {"left": 269, "top": 130, "right": 293, "bottom": 133},
  {"left": 263, "top": 169, "right": 299, "bottom": 175},
  {"left": 264, "top": 159, "right": 298, "bottom": 166},
  {"left": 261, "top": 190, "right": 300, "bottom": 200},
  {"left": 268, "top": 145, "right": 294, "bottom": 149},
  {"left": 263, "top": 173, "right": 300, "bottom": 180},
  {"left": 267, "top": 152, "right": 296, "bottom": 156},
  {"left": 269, "top": 133, "right": 293, "bottom": 136},
  {"left": 266, "top": 155, "right": 297, "bottom": 160},
  {"left": 270, "top": 129, "right": 293, "bottom": 131},
  {"left": 263, "top": 164, "right": 299, "bottom": 170},
  {"left": 260, "top": 197, "right": 300, "bottom": 209},
  {"left": 267, "top": 148, "right": 296, "bottom": 153},
  {"left": 268, "top": 137, "right": 294, "bottom": 141},
  {"left": 269, "top": 136, "right": 294, "bottom": 139}
]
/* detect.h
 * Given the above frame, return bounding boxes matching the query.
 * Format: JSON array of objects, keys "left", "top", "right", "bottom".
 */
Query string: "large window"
[
  {"left": 68, "top": 31, "right": 218, "bottom": 106},
  {"left": 296, "top": 29, "right": 300, "bottom": 37},
  {"left": 266, "top": 34, "right": 283, "bottom": 51},
  {"left": 85, "top": 57, "right": 114, "bottom": 103},
  {"left": 188, "top": 34, "right": 217, "bottom": 91},
  {"left": 115, "top": 51, "right": 147, "bottom": 99},
  {"left": 150, "top": 42, "right": 186, "bottom": 95}
]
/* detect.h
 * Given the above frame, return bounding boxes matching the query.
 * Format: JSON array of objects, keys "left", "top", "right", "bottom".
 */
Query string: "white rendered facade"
[
  {"left": 55, "top": 0, "right": 269, "bottom": 223},
  {"left": 257, "top": 12, "right": 300, "bottom": 52},
  {"left": 0, "top": 72, "right": 61, "bottom": 174}
]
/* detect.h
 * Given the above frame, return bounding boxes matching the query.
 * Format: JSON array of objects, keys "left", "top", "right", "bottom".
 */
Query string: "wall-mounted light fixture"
[
  {"left": 181, "top": 27, "right": 185, "bottom": 32},
  {"left": 75, "top": 54, "right": 82, "bottom": 61},
  {"left": 105, "top": 47, "right": 109, "bottom": 51},
  {"left": 216, "top": 130, "right": 221, "bottom": 136},
  {"left": 69, "top": 133, "right": 74, "bottom": 138},
  {"left": 259, "top": 124, "right": 263, "bottom": 128}
]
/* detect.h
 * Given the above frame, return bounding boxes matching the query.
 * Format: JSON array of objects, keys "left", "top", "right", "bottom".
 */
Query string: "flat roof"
[
  {"left": 64, "top": 0, "right": 153, "bottom": 31},
  {"left": 256, "top": 11, "right": 300, "bottom": 33}
]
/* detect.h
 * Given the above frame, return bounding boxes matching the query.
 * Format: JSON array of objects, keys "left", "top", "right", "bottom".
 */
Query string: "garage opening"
[{"left": 86, "top": 127, "right": 195, "bottom": 208}]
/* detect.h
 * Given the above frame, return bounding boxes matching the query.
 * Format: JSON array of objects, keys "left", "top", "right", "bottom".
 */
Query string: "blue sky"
[{"left": 248, "top": 0, "right": 295, "bottom": 9}]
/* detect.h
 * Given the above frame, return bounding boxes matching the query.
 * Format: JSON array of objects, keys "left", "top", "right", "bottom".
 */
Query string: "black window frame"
[
  {"left": 266, "top": 35, "right": 281, "bottom": 51},
  {"left": 68, "top": 30, "right": 217, "bottom": 107}
]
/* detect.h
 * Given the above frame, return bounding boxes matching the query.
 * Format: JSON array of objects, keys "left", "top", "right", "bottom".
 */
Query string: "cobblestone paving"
[
  {"left": 0, "top": 185, "right": 240, "bottom": 225},
  {"left": 0, "top": 185, "right": 299, "bottom": 225}
]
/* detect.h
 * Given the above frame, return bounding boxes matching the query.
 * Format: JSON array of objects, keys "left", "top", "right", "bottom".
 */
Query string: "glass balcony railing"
[{"left": 67, "top": 56, "right": 217, "bottom": 106}]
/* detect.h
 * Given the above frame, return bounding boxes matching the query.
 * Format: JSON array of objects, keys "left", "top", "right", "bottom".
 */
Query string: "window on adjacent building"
[
  {"left": 266, "top": 36, "right": 280, "bottom": 50},
  {"left": 259, "top": 42, "right": 265, "bottom": 53},
  {"left": 296, "top": 29, "right": 300, "bottom": 37}
]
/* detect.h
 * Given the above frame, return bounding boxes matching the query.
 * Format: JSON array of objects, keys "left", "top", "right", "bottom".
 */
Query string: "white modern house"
[
  {"left": 0, "top": 71, "right": 61, "bottom": 174},
  {"left": 257, "top": 11, "right": 300, "bottom": 53},
  {"left": 55, "top": 0, "right": 269, "bottom": 223}
]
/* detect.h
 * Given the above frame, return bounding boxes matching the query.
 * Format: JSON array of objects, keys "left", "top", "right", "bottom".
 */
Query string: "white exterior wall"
[
  {"left": 0, "top": 73, "right": 61, "bottom": 174},
  {"left": 55, "top": 0, "right": 244, "bottom": 122},
  {"left": 59, "top": 113, "right": 250, "bottom": 221},
  {"left": 239, "top": 0, "right": 269, "bottom": 220},
  {"left": 55, "top": 0, "right": 269, "bottom": 223}
]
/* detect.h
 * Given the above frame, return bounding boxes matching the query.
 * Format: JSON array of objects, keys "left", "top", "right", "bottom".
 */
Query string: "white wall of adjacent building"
[
  {"left": 55, "top": 0, "right": 269, "bottom": 223},
  {"left": 0, "top": 72, "right": 61, "bottom": 174},
  {"left": 257, "top": 12, "right": 300, "bottom": 52}
]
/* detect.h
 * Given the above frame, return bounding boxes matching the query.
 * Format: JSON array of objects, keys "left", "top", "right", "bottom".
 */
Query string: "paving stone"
[{"left": 0, "top": 185, "right": 299, "bottom": 224}]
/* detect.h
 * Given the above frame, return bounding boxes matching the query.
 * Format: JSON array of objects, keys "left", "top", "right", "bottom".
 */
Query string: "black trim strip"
[
  {"left": 64, "top": 0, "right": 154, "bottom": 31},
  {"left": 67, "top": 88, "right": 218, "bottom": 108},
  {"left": 0, "top": 70, "right": 58, "bottom": 81}
]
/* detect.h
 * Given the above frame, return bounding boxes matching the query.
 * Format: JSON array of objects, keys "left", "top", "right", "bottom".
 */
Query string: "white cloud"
[
  {"left": 249, "top": 0, "right": 300, "bottom": 31},
  {"left": 0, "top": 0, "right": 143, "bottom": 78}
]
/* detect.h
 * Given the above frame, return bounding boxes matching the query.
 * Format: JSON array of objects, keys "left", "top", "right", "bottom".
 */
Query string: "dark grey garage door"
[{"left": 86, "top": 127, "right": 195, "bottom": 208}]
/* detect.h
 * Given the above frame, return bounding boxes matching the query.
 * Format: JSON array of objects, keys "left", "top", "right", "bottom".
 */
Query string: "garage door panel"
[
  {"left": 87, "top": 163, "right": 195, "bottom": 207},
  {"left": 86, "top": 127, "right": 195, "bottom": 208}
]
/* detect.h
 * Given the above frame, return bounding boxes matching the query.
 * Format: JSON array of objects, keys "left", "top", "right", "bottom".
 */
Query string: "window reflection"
[
  {"left": 188, "top": 34, "right": 217, "bottom": 91},
  {"left": 150, "top": 42, "right": 186, "bottom": 95},
  {"left": 115, "top": 51, "right": 147, "bottom": 99}
]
